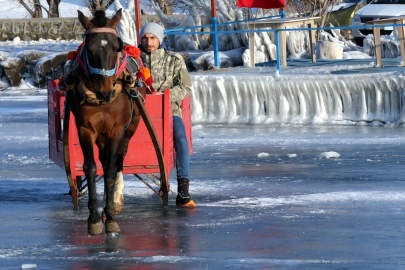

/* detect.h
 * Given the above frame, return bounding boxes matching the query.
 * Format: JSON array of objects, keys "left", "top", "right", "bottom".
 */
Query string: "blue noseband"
[{"left": 85, "top": 51, "right": 117, "bottom": 76}]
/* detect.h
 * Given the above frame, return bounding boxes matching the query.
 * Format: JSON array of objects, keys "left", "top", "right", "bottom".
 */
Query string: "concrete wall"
[{"left": 0, "top": 14, "right": 181, "bottom": 41}]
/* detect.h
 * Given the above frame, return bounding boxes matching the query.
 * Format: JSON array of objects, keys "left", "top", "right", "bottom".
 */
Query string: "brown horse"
[{"left": 66, "top": 9, "right": 146, "bottom": 235}]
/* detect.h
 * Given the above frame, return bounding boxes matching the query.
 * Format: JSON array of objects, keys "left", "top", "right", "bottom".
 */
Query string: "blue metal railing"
[
  {"left": 165, "top": 23, "right": 405, "bottom": 35},
  {"left": 163, "top": 14, "right": 284, "bottom": 67},
  {"left": 164, "top": 15, "right": 282, "bottom": 32},
  {"left": 163, "top": 17, "right": 405, "bottom": 74}
]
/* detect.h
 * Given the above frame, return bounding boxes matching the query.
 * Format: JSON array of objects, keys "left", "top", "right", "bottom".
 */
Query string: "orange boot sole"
[{"left": 176, "top": 200, "right": 196, "bottom": 208}]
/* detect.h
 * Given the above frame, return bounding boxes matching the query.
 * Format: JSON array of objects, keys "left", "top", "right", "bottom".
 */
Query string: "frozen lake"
[{"left": 1, "top": 95, "right": 405, "bottom": 269}]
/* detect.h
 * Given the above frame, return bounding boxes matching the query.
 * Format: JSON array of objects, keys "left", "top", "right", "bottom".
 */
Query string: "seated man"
[{"left": 138, "top": 22, "right": 195, "bottom": 207}]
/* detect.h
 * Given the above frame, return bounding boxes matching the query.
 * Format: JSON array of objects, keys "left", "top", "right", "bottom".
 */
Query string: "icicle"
[
  {"left": 114, "top": 0, "right": 137, "bottom": 46},
  {"left": 190, "top": 72, "right": 405, "bottom": 125}
]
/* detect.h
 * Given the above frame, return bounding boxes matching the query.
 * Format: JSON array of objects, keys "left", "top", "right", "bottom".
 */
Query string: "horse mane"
[{"left": 91, "top": 10, "right": 108, "bottom": 27}]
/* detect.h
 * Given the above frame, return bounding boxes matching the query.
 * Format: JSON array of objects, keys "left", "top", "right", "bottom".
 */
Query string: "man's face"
[{"left": 141, "top": 33, "right": 160, "bottom": 53}]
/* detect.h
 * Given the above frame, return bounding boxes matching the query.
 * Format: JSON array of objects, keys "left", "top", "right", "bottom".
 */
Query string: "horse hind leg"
[
  {"left": 104, "top": 137, "right": 126, "bottom": 234},
  {"left": 104, "top": 171, "right": 121, "bottom": 234},
  {"left": 114, "top": 171, "right": 124, "bottom": 215},
  {"left": 98, "top": 143, "right": 125, "bottom": 220},
  {"left": 114, "top": 133, "right": 135, "bottom": 215},
  {"left": 101, "top": 172, "right": 124, "bottom": 220}
]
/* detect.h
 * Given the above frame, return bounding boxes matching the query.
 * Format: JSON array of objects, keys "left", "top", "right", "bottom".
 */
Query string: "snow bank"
[
  {"left": 319, "top": 151, "right": 340, "bottom": 159},
  {"left": 363, "top": 35, "right": 401, "bottom": 59},
  {"left": 258, "top": 153, "right": 269, "bottom": 158},
  {"left": 189, "top": 47, "right": 245, "bottom": 70},
  {"left": 21, "top": 264, "right": 37, "bottom": 269}
]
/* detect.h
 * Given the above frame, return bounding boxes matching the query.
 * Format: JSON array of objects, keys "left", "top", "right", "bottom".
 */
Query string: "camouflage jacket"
[{"left": 140, "top": 48, "right": 192, "bottom": 118}]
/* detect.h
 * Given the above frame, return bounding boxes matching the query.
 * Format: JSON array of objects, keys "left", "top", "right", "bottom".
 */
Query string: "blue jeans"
[{"left": 173, "top": 116, "right": 190, "bottom": 179}]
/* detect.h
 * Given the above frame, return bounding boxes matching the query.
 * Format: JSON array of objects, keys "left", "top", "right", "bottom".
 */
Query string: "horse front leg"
[
  {"left": 95, "top": 137, "right": 108, "bottom": 203},
  {"left": 79, "top": 129, "right": 103, "bottom": 235},
  {"left": 104, "top": 134, "right": 125, "bottom": 234}
]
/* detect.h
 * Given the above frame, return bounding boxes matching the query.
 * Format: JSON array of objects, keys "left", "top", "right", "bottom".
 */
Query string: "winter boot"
[{"left": 176, "top": 177, "right": 196, "bottom": 207}]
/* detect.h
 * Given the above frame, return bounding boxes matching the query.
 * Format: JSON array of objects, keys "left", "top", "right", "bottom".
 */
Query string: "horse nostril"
[
  {"left": 108, "top": 90, "right": 116, "bottom": 99},
  {"left": 95, "top": 91, "right": 108, "bottom": 103},
  {"left": 95, "top": 90, "right": 115, "bottom": 103},
  {"left": 95, "top": 91, "right": 103, "bottom": 100}
]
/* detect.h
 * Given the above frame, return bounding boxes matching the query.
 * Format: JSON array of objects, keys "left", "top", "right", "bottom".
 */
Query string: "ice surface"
[
  {"left": 2, "top": 98, "right": 405, "bottom": 269},
  {"left": 200, "top": 191, "right": 405, "bottom": 208}
]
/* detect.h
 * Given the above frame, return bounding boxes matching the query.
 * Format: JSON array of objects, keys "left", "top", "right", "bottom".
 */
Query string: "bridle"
[
  {"left": 76, "top": 27, "right": 127, "bottom": 81},
  {"left": 71, "top": 26, "right": 145, "bottom": 125},
  {"left": 85, "top": 51, "right": 117, "bottom": 76}
]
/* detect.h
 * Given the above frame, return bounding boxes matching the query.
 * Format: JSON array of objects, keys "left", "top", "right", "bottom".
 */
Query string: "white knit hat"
[{"left": 140, "top": 22, "right": 164, "bottom": 45}]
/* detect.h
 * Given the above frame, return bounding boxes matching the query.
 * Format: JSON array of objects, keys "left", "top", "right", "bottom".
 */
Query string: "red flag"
[{"left": 237, "top": 0, "right": 285, "bottom": 9}]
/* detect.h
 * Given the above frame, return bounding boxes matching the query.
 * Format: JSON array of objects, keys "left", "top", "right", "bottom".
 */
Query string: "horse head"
[{"left": 78, "top": 9, "right": 123, "bottom": 104}]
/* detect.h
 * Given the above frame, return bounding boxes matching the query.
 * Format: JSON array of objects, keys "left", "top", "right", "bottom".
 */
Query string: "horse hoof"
[
  {"left": 88, "top": 221, "right": 103, "bottom": 235},
  {"left": 114, "top": 194, "right": 124, "bottom": 215},
  {"left": 105, "top": 220, "right": 120, "bottom": 233}
]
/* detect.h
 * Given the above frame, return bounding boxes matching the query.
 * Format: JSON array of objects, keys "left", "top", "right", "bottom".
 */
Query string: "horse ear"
[
  {"left": 78, "top": 10, "right": 91, "bottom": 30},
  {"left": 110, "top": 9, "right": 122, "bottom": 29},
  {"left": 117, "top": 37, "right": 124, "bottom": 52}
]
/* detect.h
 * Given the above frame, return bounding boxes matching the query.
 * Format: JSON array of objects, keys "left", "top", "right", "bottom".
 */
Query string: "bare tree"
[
  {"left": 33, "top": 0, "right": 43, "bottom": 17},
  {"left": 47, "top": 0, "right": 61, "bottom": 17},
  {"left": 82, "top": 0, "right": 115, "bottom": 14},
  {"left": 16, "top": 0, "right": 59, "bottom": 17},
  {"left": 151, "top": 0, "right": 175, "bottom": 15},
  {"left": 17, "top": 0, "right": 46, "bottom": 18},
  {"left": 287, "top": 0, "right": 341, "bottom": 40},
  {"left": 92, "top": 0, "right": 115, "bottom": 11}
]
